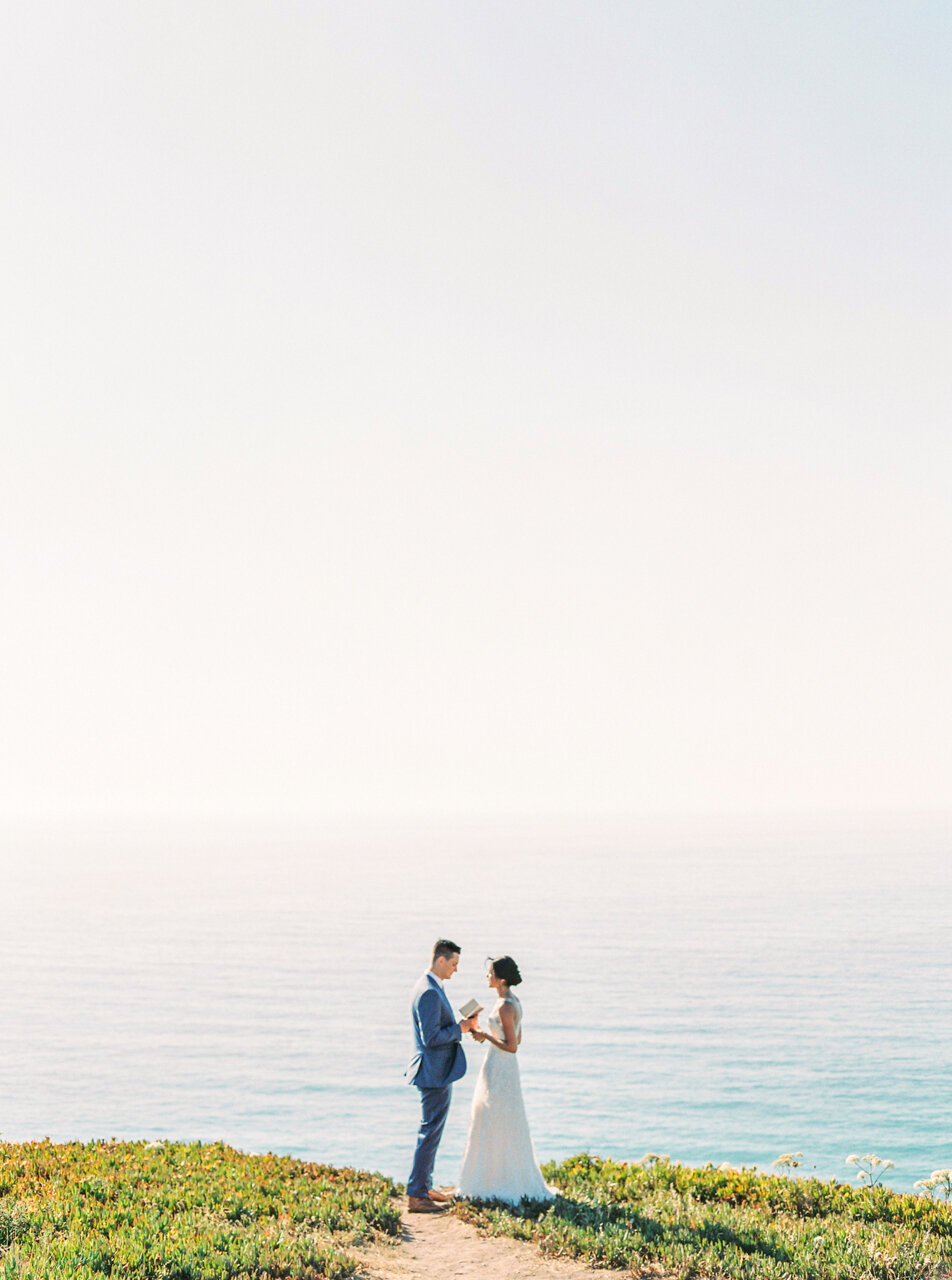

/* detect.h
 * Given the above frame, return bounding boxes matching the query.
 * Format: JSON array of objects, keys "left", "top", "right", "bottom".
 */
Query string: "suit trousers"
[{"left": 407, "top": 1084, "right": 452, "bottom": 1198}]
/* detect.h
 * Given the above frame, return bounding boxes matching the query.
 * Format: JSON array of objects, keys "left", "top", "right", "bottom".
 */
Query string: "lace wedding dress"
[{"left": 457, "top": 994, "right": 554, "bottom": 1203}]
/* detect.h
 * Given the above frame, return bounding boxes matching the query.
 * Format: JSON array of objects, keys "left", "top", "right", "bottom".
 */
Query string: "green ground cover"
[
  {"left": 454, "top": 1153, "right": 952, "bottom": 1279},
  {"left": 5, "top": 1141, "right": 951, "bottom": 1279},
  {"left": 0, "top": 1139, "right": 400, "bottom": 1279}
]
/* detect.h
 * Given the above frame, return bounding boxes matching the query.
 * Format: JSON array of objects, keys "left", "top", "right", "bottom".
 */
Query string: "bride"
[{"left": 457, "top": 955, "right": 554, "bottom": 1204}]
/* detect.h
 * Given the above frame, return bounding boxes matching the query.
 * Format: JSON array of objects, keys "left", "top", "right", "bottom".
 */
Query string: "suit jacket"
[{"left": 405, "top": 971, "right": 467, "bottom": 1089}]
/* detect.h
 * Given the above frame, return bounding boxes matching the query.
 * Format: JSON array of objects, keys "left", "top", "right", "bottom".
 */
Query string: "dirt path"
[{"left": 352, "top": 1202, "right": 602, "bottom": 1280}]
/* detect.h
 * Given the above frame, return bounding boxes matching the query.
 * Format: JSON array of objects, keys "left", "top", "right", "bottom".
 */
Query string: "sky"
[{"left": 1, "top": 2, "right": 950, "bottom": 825}]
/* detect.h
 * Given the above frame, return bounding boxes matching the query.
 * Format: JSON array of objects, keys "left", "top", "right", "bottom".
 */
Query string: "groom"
[{"left": 405, "top": 938, "right": 479, "bottom": 1213}]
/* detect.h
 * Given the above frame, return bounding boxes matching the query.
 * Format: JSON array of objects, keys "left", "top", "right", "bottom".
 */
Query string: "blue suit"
[{"left": 406, "top": 972, "right": 466, "bottom": 1197}]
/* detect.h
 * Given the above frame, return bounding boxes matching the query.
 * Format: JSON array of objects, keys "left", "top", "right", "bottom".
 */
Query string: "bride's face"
[{"left": 486, "top": 965, "right": 502, "bottom": 990}]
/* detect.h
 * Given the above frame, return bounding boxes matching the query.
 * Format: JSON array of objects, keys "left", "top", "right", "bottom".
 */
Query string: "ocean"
[{"left": 2, "top": 815, "right": 950, "bottom": 1195}]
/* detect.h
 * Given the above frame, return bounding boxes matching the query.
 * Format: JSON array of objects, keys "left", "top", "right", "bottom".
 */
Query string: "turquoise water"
[{"left": 2, "top": 817, "right": 950, "bottom": 1194}]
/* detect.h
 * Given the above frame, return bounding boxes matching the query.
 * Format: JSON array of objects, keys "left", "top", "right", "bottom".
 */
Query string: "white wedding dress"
[{"left": 457, "top": 994, "right": 554, "bottom": 1204}]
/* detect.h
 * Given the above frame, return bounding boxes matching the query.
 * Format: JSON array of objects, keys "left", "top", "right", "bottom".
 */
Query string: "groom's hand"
[{"left": 460, "top": 1015, "right": 479, "bottom": 1034}]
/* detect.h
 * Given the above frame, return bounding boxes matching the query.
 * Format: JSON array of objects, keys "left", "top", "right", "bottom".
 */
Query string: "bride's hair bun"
[{"left": 491, "top": 955, "right": 522, "bottom": 986}]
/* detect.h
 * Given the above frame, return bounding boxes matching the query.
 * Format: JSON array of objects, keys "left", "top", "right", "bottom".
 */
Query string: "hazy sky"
[{"left": 2, "top": 2, "right": 949, "bottom": 823}]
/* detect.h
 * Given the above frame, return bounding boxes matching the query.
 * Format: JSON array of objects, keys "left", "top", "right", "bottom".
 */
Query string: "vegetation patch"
[
  {"left": 0, "top": 1139, "right": 400, "bottom": 1279},
  {"left": 453, "top": 1153, "right": 952, "bottom": 1279}
]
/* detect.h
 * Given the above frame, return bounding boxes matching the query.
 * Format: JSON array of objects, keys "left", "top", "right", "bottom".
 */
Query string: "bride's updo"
[{"left": 490, "top": 955, "right": 522, "bottom": 986}]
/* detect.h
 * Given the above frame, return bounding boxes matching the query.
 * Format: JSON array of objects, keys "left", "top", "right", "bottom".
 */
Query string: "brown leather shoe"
[
  {"left": 407, "top": 1196, "right": 449, "bottom": 1213},
  {"left": 428, "top": 1188, "right": 455, "bottom": 1203}
]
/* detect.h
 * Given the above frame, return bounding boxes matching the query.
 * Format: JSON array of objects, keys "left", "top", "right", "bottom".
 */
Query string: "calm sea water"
[{"left": 2, "top": 816, "right": 950, "bottom": 1194}]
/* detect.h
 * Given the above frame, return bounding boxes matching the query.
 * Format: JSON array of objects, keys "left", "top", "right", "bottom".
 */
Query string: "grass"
[
  {"left": 453, "top": 1153, "right": 952, "bottom": 1279},
  {"left": 0, "top": 1139, "right": 401, "bottom": 1279}
]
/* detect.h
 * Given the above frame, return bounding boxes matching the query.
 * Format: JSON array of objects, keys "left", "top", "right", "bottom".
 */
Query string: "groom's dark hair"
[{"left": 432, "top": 939, "right": 461, "bottom": 961}]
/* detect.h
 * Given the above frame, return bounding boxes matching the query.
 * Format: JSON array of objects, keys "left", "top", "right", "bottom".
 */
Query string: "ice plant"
[
  {"left": 0, "top": 1139, "right": 401, "bottom": 1279},
  {"left": 453, "top": 1152, "right": 952, "bottom": 1280}
]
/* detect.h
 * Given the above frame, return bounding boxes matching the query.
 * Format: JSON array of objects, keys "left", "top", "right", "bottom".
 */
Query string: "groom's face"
[{"left": 433, "top": 952, "right": 460, "bottom": 981}]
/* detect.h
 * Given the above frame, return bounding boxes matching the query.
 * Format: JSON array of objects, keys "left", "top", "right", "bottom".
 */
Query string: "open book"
[{"left": 458, "top": 997, "right": 484, "bottom": 1019}]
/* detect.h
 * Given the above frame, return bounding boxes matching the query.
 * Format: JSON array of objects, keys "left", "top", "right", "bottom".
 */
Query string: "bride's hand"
[{"left": 470, "top": 1028, "right": 486, "bottom": 1042}]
